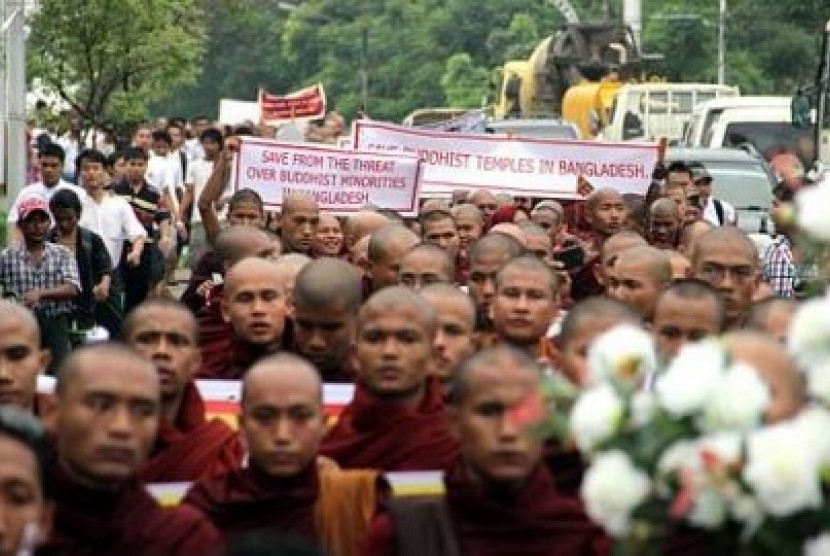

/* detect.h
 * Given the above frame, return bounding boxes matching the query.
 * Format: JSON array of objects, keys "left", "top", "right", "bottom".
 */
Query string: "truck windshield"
[
  {"left": 722, "top": 122, "right": 814, "bottom": 166},
  {"left": 706, "top": 160, "right": 773, "bottom": 209}
]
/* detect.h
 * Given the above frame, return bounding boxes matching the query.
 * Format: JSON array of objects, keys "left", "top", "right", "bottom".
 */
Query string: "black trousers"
[
  {"left": 120, "top": 244, "right": 165, "bottom": 314},
  {"left": 36, "top": 311, "right": 70, "bottom": 376}
]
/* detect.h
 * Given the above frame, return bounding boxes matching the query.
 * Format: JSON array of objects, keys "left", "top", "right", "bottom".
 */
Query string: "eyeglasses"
[{"left": 699, "top": 263, "right": 756, "bottom": 284}]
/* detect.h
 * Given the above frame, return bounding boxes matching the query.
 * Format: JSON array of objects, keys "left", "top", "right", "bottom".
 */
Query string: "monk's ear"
[
  {"left": 38, "top": 349, "right": 51, "bottom": 376},
  {"left": 284, "top": 288, "right": 294, "bottom": 318}
]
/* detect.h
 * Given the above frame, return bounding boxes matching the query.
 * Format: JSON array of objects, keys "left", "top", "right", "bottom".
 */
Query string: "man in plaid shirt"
[
  {"left": 762, "top": 235, "right": 797, "bottom": 297},
  {"left": 0, "top": 196, "right": 80, "bottom": 373}
]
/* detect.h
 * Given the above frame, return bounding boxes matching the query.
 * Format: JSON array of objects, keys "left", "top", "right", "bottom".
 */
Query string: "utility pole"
[
  {"left": 717, "top": 0, "right": 726, "bottom": 84},
  {"left": 3, "top": 0, "right": 26, "bottom": 233}
]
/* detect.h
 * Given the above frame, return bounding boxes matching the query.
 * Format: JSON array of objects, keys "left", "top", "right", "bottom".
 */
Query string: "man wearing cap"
[
  {"left": 0, "top": 197, "right": 80, "bottom": 373},
  {"left": 692, "top": 165, "right": 736, "bottom": 227}
]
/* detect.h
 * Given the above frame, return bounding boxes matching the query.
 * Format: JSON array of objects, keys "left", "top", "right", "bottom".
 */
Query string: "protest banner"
[
  {"left": 259, "top": 83, "right": 327, "bottom": 124},
  {"left": 218, "top": 98, "right": 259, "bottom": 125},
  {"left": 233, "top": 137, "right": 423, "bottom": 215},
  {"left": 353, "top": 120, "right": 659, "bottom": 198}
]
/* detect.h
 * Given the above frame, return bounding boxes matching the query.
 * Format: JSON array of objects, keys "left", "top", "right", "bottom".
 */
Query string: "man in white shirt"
[
  {"left": 181, "top": 128, "right": 223, "bottom": 259},
  {"left": 7, "top": 143, "right": 86, "bottom": 243},
  {"left": 693, "top": 165, "right": 736, "bottom": 227},
  {"left": 184, "top": 115, "right": 211, "bottom": 162},
  {"left": 77, "top": 150, "right": 147, "bottom": 273}
]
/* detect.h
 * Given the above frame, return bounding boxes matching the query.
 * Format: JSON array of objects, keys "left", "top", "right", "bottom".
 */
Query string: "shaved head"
[
  {"left": 225, "top": 257, "right": 287, "bottom": 296},
  {"left": 691, "top": 227, "right": 758, "bottom": 269},
  {"left": 294, "top": 257, "right": 362, "bottom": 314},
  {"left": 344, "top": 210, "right": 389, "bottom": 249},
  {"left": 358, "top": 286, "right": 437, "bottom": 333},
  {"left": 214, "top": 226, "right": 277, "bottom": 268},
  {"left": 616, "top": 245, "right": 673, "bottom": 284},
  {"left": 421, "top": 283, "right": 476, "bottom": 326},
  {"left": 282, "top": 192, "right": 319, "bottom": 215},
  {"left": 0, "top": 301, "right": 40, "bottom": 342},
  {"left": 469, "top": 232, "right": 524, "bottom": 263},
  {"left": 601, "top": 231, "right": 647, "bottom": 267},
  {"left": 489, "top": 223, "right": 528, "bottom": 247},
  {"left": 651, "top": 198, "right": 680, "bottom": 218},
  {"left": 586, "top": 187, "right": 624, "bottom": 213},
  {"left": 451, "top": 203, "right": 484, "bottom": 224},
  {"left": 450, "top": 346, "right": 539, "bottom": 407},
  {"left": 56, "top": 343, "right": 157, "bottom": 398},
  {"left": 367, "top": 225, "right": 420, "bottom": 264},
  {"left": 242, "top": 353, "right": 323, "bottom": 408}
]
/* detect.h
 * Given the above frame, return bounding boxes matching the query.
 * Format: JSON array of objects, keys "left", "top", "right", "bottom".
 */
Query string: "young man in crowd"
[
  {"left": 180, "top": 127, "right": 223, "bottom": 261},
  {"left": 606, "top": 245, "right": 673, "bottom": 322},
  {"left": 420, "top": 283, "right": 477, "bottom": 391},
  {"left": 398, "top": 243, "right": 456, "bottom": 290},
  {"left": 0, "top": 197, "right": 80, "bottom": 373},
  {"left": 366, "top": 225, "right": 420, "bottom": 293},
  {"left": 651, "top": 279, "right": 725, "bottom": 362},
  {"left": 0, "top": 302, "right": 49, "bottom": 412}
]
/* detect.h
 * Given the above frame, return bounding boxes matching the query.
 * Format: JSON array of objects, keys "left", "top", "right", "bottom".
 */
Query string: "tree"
[
  {"left": 27, "top": 0, "right": 206, "bottom": 131},
  {"left": 441, "top": 53, "right": 490, "bottom": 107}
]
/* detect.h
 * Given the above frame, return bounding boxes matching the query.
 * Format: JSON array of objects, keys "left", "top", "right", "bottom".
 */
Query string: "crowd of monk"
[{"left": 0, "top": 162, "right": 809, "bottom": 555}]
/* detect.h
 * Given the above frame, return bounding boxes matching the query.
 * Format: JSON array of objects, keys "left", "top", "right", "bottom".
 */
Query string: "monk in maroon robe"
[
  {"left": 204, "top": 257, "right": 291, "bottom": 379},
  {"left": 320, "top": 287, "right": 459, "bottom": 471},
  {"left": 184, "top": 354, "right": 386, "bottom": 556},
  {"left": 123, "top": 298, "right": 243, "bottom": 482},
  {"left": 363, "top": 346, "right": 610, "bottom": 556},
  {"left": 291, "top": 258, "right": 364, "bottom": 383},
  {"left": 39, "top": 344, "right": 219, "bottom": 555}
]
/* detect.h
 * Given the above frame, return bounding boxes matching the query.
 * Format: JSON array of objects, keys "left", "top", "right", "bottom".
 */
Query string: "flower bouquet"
[{"left": 556, "top": 315, "right": 830, "bottom": 556}]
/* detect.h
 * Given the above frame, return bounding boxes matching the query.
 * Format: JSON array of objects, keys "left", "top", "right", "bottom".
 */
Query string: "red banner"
[{"left": 259, "top": 83, "right": 327, "bottom": 124}]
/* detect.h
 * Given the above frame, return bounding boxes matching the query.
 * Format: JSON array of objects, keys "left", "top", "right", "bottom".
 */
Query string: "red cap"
[{"left": 17, "top": 196, "right": 50, "bottom": 221}]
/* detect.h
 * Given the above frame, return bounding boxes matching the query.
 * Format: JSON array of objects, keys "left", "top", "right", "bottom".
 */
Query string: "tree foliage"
[
  {"left": 27, "top": 0, "right": 206, "bottom": 128},
  {"left": 147, "top": 0, "right": 830, "bottom": 123}
]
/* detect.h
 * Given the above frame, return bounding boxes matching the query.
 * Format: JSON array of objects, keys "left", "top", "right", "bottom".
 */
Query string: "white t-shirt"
[
  {"left": 7, "top": 180, "right": 86, "bottom": 224},
  {"left": 146, "top": 152, "right": 182, "bottom": 193},
  {"left": 184, "top": 138, "right": 204, "bottom": 162},
  {"left": 79, "top": 193, "right": 147, "bottom": 264},
  {"left": 185, "top": 158, "right": 215, "bottom": 224},
  {"left": 702, "top": 196, "right": 736, "bottom": 227}
]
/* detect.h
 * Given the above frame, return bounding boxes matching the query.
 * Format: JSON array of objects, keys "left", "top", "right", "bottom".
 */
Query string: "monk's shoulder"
[{"left": 182, "top": 467, "right": 241, "bottom": 512}]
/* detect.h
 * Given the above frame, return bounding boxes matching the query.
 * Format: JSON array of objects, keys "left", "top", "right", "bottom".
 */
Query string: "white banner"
[
  {"left": 233, "top": 137, "right": 423, "bottom": 215},
  {"left": 353, "top": 121, "right": 659, "bottom": 198}
]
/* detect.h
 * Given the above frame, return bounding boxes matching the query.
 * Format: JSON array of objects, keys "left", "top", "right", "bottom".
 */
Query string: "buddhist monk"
[
  {"left": 467, "top": 233, "right": 524, "bottom": 337},
  {"left": 488, "top": 222, "right": 528, "bottom": 247},
  {"left": 607, "top": 245, "right": 672, "bottom": 321},
  {"left": 184, "top": 354, "right": 386, "bottom": 555},
  {"left": 292, "top": 258, "right": 363, "bottom": 383},
  {"left": 272, "top": 253, "right": 312, "bottom": 299},
  {"left": 421, "top": 284, "right": 476, "bottom": 390},
  {"left": 420, "top": 209, "right": 460, "bottom": 259},
  {"left": 666, "top": 250, "right": 691, "bottom": 280},
  {"left": 280, "top": 193, "right": 320, "bottom": 255},
  {"left": 468, "top": 190, "right": 499, "bottom": 222},
  {"left": 0, "top": 302, "right": 49, "bottom": 412},
  {"left": 571, "top": 188, "right": 628, "bottom": 301},
  {"left": 745, "top": 296, "right": 799, "bottom": 343},
  {"left": 201, "top": 257, "right": 291, "bottom": 379},
  {"left": 191, "top": 227, "right": 279, "bottom": 377},
  {"left": 652, "top": 279, "right": 725, "bottom": 363},
  {"left": 0, "top": 406, "right": 52, "bottom": 555},
  {"left": 490, "top": 255, "right": 561, "bottom": 365},
  {"left": 647, "top": 198, "right": 682, "bottom": 250},
  {"left": 691, "top": 227, "right": 760, "bottom": 329},
  {"left": 398, "top": 244, "right": 455, "bottom": 290},
  {"left": 40, "top": 344, "right": 219, "bottom": 554},
  {"left": 123, "top": 298, "right": 243, "bottom": 482},
  {"left": 367, "top": 225, "right": 420, "bottom": 292},
  {"left": 320, "top": 287, "right": 459, "bottom": 471},
  {"left": 451, "top": 204, "right": 484, "bottom": 252},
  {"left": 363, "top": 347, "right": 609, "bottom": 555},
  {"left": 596, "top": 231, "right": 647, "bottom": 291}
]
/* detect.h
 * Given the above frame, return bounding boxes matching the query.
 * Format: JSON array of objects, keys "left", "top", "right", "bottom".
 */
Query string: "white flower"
[
  {"left": 687, "top": 488, "right": 727, "bottom": 529},
  {"left": 793, "top": 407, "right": 830, "bottom": 468},
  {"left": 699, "top": 363, "right": 770, "bottom": 432},
  {"left": 804, "top": 533, "right": 830, "bottom": 556},
  {"left": 796, "top": 180, "right": 830, "bottom": 242},
  {"left": 788, "top": 298, "right": 830, "bottom": 367},
  {"left": 657, "top": 440, "right": 698, "bottom": 476},
  {"left": 581, "top": 450, "right": 651, "bottom": 536},
  {"left": 743, "top": 420, "right": 824, "bottom": 517},
  {"left": 804, "top": 357, "right": 830, "bottom": 407},
  {"left": 630, "top": 391, "right": 658, "bottom": 428},
  {"left": 730, "top": 494, "right": 765, "bottom": 541},
  {"left": 586, "top": 324, "right": 657, "bottom": 389},
  {"left": 570, "top": 384, "right": 624, "bottom": 454},
  {"left": 656, "top": 340, "right": 726, "bottom": 417},
  {"left": 697, "top": 432, "right": 743, "bottom": 467}
]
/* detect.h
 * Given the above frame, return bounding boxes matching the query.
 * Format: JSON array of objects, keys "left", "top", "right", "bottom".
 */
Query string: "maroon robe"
[
  {"left": 363, "top": 461, "right": 610, "bottom": 556},
  {"left": 181, "top": 249, "right": 221, "bottom": 314},
  {"left": 39, "top": 464, "right": 219, "bottom": 556},
  {"left": 139, "top": 382, "right": 244, "bottom": 483},
  {"left": 320, "top": 379, "right": 459, "bottom": 472},
  {"left": 184, "top": 462, "right": 318, "bottom": 541},
  {"left": 195, "top": 285, "right": 235, "bottom": 379},
  {"left": 543, "top": 440, "right": 586, "bottom": 499}
]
